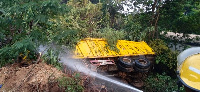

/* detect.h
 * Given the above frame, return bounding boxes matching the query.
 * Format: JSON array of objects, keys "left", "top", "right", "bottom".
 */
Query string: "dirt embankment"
[
  {"left": 0, "top": 63, "right": 65, "bottom": 92},
  {"left": 0, "top": 62, "right": 138, "bottom": 92}
]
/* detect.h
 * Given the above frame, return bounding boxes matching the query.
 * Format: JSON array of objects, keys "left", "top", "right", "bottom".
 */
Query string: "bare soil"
[
  {"left": 0, "top": 62, "right": 142, "bottom": 92},
  {"left": 0, "top": 63, "right": 65, "bottom": 92}
]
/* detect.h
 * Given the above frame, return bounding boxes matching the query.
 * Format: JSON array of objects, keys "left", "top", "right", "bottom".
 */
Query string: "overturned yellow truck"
[{"left": 73, "top": 38, "right": 155, "bottom": 87}]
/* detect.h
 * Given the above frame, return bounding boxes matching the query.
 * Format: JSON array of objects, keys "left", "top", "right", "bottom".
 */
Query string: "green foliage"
[
  {"left": 93, "top": 27, "right": 126, "bottom": 51},
  {"left": 145, "top": 73, "right": 184, "bottom": 92},
  {"left": 0, "top": 0, "right": 69, "bottom": 42},
  {"left": 124, "top": 19, "right": 143, "bottom": 41},
  {"left": 176, "top": 12, "right": 200, "bottom": 34},
  {"left": 149, "top": 39, "right": 179, "bottom": 74},
  {"left": 42, "top": 48, "right": 62, "bottom": 70},
  {"left": 159, "top": 0, "right": 185, "bottom": 31},
  {"left": 0, "top": 0, "right": 70, "bottom": 66},
  {"left": 159, "top": 0, "right": 200, "bottom": 34},
  {"left": 49, "top": 0, "right": 106, "bottom": 48},
  {"left": 0, "top": 38, "right": 37, "bottom": 67},
  {"left": 149, "top": 39, "right": 168, "bottom": 56},
  {"left": 99, "top": 0, "right": 124, "bottom": 29},
  {"left": 123, "top": 13, "right": 154, "bottom": 41},
  {"left": 58, "top": 73, "right": 83, "bottom": 92},
  {"left": 67, "top": 0, "right": 103, "bottom": 35}
]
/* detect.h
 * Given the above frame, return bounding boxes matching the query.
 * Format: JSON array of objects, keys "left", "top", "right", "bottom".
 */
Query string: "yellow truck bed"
[{"left": 74, "top": 38, "right": 155, "bottom": 58}]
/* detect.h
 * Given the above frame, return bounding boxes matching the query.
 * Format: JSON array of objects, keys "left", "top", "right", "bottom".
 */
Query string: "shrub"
[
  {"left": 58, "top": 73, "right": 83, "bottom": 92},
  {"left": 0, "top": 38, "right": 37, "bottom": 67},
  {"left": 144, "top": 73, "right": 184, "bottom": 92},
  {"left": 92, "top": 27, "right": 126, "bottom": 51},
  {"left": 42, "top": 48, "right": 63, "bottom": 70},
  {"left": 149, "top": 39, "right": 179, "bottom": 76}
]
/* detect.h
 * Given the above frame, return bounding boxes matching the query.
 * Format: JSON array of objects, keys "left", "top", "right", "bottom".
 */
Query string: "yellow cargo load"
[{"left": 74, "top": 38, "right": 155, "bottom": 58}]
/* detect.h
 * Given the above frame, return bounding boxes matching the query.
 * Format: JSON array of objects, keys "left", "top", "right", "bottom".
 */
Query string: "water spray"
[
  {"left": 59, "top": 56, "right": 143, "bottom": 92},
  {"left": 38, "top": 45, "right": 143, "bottom": 92}
]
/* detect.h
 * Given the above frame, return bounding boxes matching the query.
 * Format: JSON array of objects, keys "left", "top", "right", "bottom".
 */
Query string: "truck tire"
[
  {"left": 134, "top": 66, "right": 150, "bottom": 72},
  {"left": 118, "top": 57, "right": 134, "bottom": 68},
  {"left": 135, "top": 58, "right": 150, "bottom": 69},
  {"left": 117, "top": 63, "right": 133, "bottom": 72}
]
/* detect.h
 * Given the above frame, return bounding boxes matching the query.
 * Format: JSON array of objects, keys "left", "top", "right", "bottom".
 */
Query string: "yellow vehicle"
[
  {"left": 74, "top": 38, "right": 155, "bottom": 88},
  {"left": 177, "top": 47, "right": 200, "bottom": 92}
]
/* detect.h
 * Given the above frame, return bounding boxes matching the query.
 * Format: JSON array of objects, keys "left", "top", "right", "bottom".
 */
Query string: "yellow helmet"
[{"left": 177, "top": 47, "right": 200, "bottom": 91}]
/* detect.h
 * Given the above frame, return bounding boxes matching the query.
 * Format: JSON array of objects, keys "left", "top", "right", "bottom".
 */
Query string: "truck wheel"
[
  {"left": 118, "top": 57, "right": 134, "bottom": 68},
  {"left": 135, "top": 58, "right": 150, "bottom": 69},
  {"left": 117, "top": 63, "right": 133, "bottom": 72},
  {"left": 134, "top": 66, "right": 150, "bottom": 72}
]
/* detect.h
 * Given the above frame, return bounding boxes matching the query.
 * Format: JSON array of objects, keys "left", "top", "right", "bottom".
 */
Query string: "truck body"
[
  {"left": 73, "top": 38, "right": 155, "bottom": 88},
  {"left": 74, "top": 38, "right": 155, "bottom": 58}
]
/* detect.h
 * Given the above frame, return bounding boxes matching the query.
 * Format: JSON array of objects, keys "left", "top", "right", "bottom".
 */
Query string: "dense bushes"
[
  {"left": 149, "top": 39, "right": 179, "bottom": 76},
  {"left": 145, "top": 73, "right": 184, "bottom": 92},
  {"left": 0, "top": 0, "right": 69, "bottom": 67},
  {"left": 0, "top": 38, "right": 37, "bottom": 67},
  {"left": 145, "top": 39, "right": 185, "bottom": 92}
]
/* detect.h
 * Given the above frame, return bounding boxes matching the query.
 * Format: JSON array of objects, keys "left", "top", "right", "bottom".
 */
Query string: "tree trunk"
[
  {"left": 151, "top": 0, "right": 161, "bottom": 39},
  {"left": 150, "top": 0, "right": 157, "bottom": 39}
]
